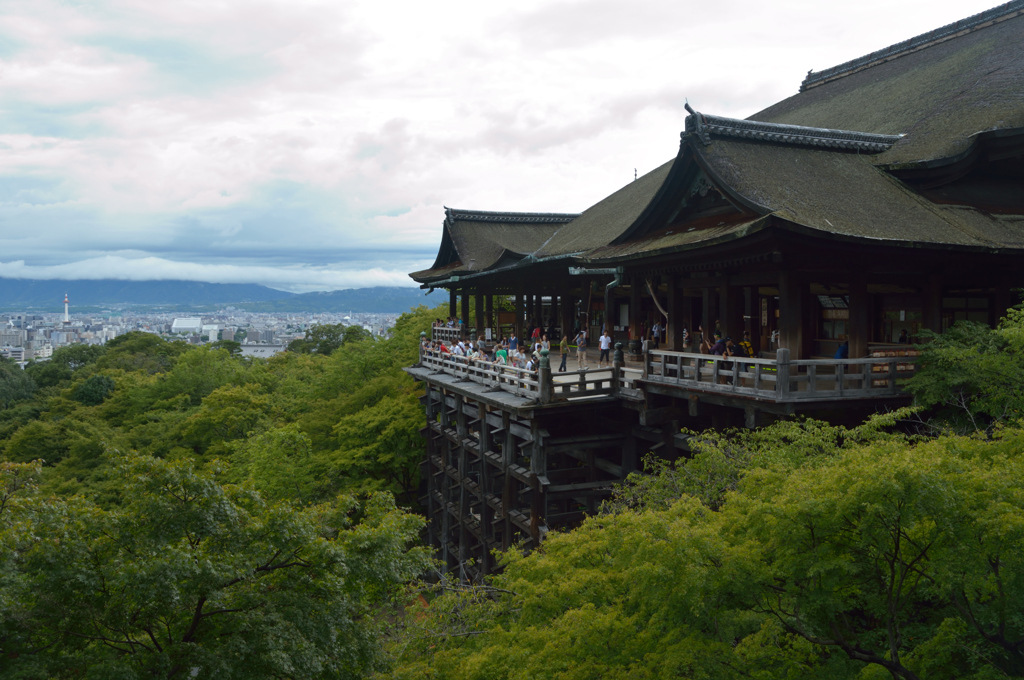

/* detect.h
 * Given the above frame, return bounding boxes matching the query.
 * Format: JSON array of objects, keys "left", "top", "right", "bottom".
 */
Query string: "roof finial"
[
  {"left": 684, "top": 99, "right": 696, "bottom": 116},
  {"left": 634, "top": 168, "right": 637, "bottom": 181}
]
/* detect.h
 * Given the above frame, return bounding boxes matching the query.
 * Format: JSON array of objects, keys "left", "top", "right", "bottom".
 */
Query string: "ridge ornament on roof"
[
  {"left": 683, "top": 108, "right": 903, "bottom": 153},
  {"left": 801, "top": 0, "right": 1024, "bottom": 91},
  {"left": 444, "top": 207, "right": 580, "bottom": 224}
]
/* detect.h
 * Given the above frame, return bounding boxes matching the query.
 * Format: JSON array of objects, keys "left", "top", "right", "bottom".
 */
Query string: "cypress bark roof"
[
  {"left": 751, "top": 8, "right": 1024, "bottom": 165},
  {"left": 410, "top": 3, "right": 1024, "bottom": 286},
  {"left": 410, "top": 208, "right": 579, "bottom": 283}
]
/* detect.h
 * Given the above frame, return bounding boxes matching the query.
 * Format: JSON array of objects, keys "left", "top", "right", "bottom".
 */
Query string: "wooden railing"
[
  {"left": 419, "top": 350, "right": 618, "bottom": 403},
  {"left": 432, "top": 326, "right": 463, "bottom": 344},
  {"left": 643, "top": 348, "right": 917, "bottom": 402}
]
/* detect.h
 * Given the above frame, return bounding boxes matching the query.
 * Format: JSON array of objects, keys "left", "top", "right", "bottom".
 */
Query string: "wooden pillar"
[
  {"left": 701, "top": 287, "right": 712, "bottom": 337},
  {"left": 719, "top": 282, "right": 744, "bottom": 342},
  {"left": 455, "top": 395, "right": 468, "bottom": 578},
  {"left": 923, "top": 274, "right": 942, "bottom": 334},
  {"left": 561, "top": 292, "right": 574, "bottom": 341},
  {"left": 995, "top": 277, "right": 1011, "bottom": 326},
  {"left": 449, "top": 288, "right": 457, "bottom": 319},
  {"left": 439, "top": 394, "right": 452, "bottom": 571},
  {"left": 622, "top": 435, "right": 638, "bottom": 475},
  {"left": 629, "top": 278, "right": 641, "bottom": 343},
  {"left": 501, "top": 411, "right": 514, "bottom": 550},
  {"left": 460, "top": 287, "right": 470, "bottom": 337},
  {"left": 529, "top": 418, "right": 545, "bottom": 546},
  {"left": 475, "top": 290, "right": 484, "bottom": 337},
  {"left": 485, "top": 295, "right": 494, "bottom": 333},
  {"left": 778, "top": 271, "right": 807, "bottom": 359},
  {"left": 514, "top": 291, "right": 523, "bottom": 339},
  {"left": 743, "top": 286, "right": 754, "bottom": 346},
  {"left": 424, "top": 384, "right": 437, "bottom": 551},
  {"left": 666, "top": 275, "right": 681, "bottom": 350},
  {"left": 552, "top": 292, "right": 561, "bottom": 337},
  {"left": 849, "top": 275, "right": 869, "bottom": 358},
  {"left": 478, "top": 403, "right": 493, "bottom": 576}
]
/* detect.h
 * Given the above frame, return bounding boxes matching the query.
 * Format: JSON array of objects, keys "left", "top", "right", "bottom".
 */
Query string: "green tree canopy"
[
  {"left": 25, "top": 344, "right": 107, "bottom": 388},
  {"left": 0, "top": 452, "right": 429, "bottom": 679},
  {"left": 904, "top": 307, "right": 1024, "bottom": 432},
  {"left": 0, "top": 358, "right": 35, "bottom": 410},
  {"left": 289, "top": 324, "right": 372, "bottom": 356},
  {"left": 71, "top": 374, "right": 116, "bottom": 406},
  {"left": 393, "top": 420, "right": 1024, "bottom": 680}
]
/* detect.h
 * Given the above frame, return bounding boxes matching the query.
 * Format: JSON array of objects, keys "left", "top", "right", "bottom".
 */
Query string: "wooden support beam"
[
  {"left": 719, "top": 282, "right": 744, "bottom": 342},
  {"left": 475, "top": 290, "right": 485, "bottom": 338},
  {"left": 562, "top": 449, "right": 623, "bottom": 478},
  {"left": 639, "top": 406, "right": 683, "bottom": 427},
  {"left": 460, "top": 287, "right": 471, "bottom": 337},
  {"left": 923, "top": 274, "right": 943, "bottom": 333},
  {"left": 629, "top": 278, "right": 641, "bottom": 342},
  {"left": 478, "top": 403, "right": 493, "bottom": 575},
  {"left": 778, "top": 271, "right": 808, "bottom": 360},
  {"left": 514, "top": 291, "right": 524, "bottom": 339},
  {"left": 849, "top": 274, "right": 869, "bottom": 358},
  {"left": 501, "top": 411, "right": 514, "bottom": 551}
]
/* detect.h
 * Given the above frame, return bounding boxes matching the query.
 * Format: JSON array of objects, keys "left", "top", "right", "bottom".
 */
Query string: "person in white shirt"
[{"left": 599, "top": 330, "right": 613, "bottom": 367}]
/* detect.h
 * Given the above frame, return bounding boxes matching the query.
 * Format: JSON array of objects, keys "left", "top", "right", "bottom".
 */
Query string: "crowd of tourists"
[{"left": 424, "top": 315, "right": 853, "bottom": 379}]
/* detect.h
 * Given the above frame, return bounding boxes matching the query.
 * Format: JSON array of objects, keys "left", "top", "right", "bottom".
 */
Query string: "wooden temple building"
[{"left": 404, "top": 2, "right": 1024, "bottom": 579}]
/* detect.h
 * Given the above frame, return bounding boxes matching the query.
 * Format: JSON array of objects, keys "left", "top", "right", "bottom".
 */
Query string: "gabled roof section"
[
  {"left": 751, "top": 6, "right": 1024, "bottom": 165},
  {"left": 684, "top": 111, "right": 902, "bottom": 153},
  {"left": 535, "top": 160, "right": 676, "bottom": 257},
  {"left": 410, "top": 208, "right": 579, "bottom": 284},
  {"left": 692, "top": 136, "right": 1024, "bottom": 250},
  {"left": 801, "top": 1, "right": 1024, "bottom": 91}
]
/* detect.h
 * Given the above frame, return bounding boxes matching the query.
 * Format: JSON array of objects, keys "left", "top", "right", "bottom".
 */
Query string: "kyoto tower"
[{"left": 63, "top": 292, "right": 70, "bottom": 325}]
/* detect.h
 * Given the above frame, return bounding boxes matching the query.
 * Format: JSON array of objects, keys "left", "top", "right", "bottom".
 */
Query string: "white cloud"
[
  {"left": 0, "top": 0, "right": 1004, "bottom": 290},
  {"left": 0, "top": 257, "right": 425, "bottom": 293}
]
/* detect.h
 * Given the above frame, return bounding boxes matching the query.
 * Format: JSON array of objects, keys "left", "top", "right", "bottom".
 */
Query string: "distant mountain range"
[
  {"left": 0, "top": 279, "right": 435, "bottom": 314},
  {"left": 236, "top": 287, "right": 435, "bottom": 314}
]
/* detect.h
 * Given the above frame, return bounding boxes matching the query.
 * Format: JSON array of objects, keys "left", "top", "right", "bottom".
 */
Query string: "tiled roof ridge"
[
  {"left": 684, "top": 111, "right": 902, "bottom": 153},
  {"left": 444, "top": 207, "right": 580, "bottom": 224},
  {"left": 801, "top": 0, "right": 1024, "bottom": 91}
]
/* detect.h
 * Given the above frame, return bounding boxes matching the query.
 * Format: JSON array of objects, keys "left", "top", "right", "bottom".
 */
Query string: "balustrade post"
[
  {"left": 612, "top": 342, "right": 623, "bottom": 394},
  {"left": 419, "top": 331, "right": 426, "bottom": 366},
  {"left": 538, "top": 349, "right": 552, "bottom": 404},
  {"left": 642, "top": 344, "right": 649, "bottom": 380},
  {"left": 776, "top": 348, "right": 791, "bottom": 399}
]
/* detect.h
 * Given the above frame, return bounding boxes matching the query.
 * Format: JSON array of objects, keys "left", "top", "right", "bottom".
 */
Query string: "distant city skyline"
[{"left": 0, "top": 0, "right": 1002, "bottom": 291}]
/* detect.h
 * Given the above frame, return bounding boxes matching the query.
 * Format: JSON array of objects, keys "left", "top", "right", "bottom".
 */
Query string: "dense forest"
[
  {"left": 0, "top": 305, "right": 438, "bottom": 678},
  {"left": 2, "top": 305, "right": 1023, "bottom": 679}
]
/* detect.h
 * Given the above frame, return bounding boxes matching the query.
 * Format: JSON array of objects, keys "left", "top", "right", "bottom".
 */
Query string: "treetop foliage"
[
  {"left": 0, "top": 451, "right": 429, "bottom": 679},
  {"left": 389, "top": 311, "right": 1024, "bottom": 680}
]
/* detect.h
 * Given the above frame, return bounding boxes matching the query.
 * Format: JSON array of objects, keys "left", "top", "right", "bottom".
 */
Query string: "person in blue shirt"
[
  {"left": 509, "top": 333, "right": 518, "bottom": 352},
  {"left": 834, "top": 340, "right": 849, "bottom": 359}
]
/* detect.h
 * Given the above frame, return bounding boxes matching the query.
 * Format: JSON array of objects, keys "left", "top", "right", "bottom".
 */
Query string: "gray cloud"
[{"left": 0, "top": 0, "right": 1002, "bottom": 290}]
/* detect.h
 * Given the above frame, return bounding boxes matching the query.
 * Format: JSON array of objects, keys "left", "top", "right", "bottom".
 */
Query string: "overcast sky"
[{"left": 0, "top": 0, "right": 1001, "bottom": 292}]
